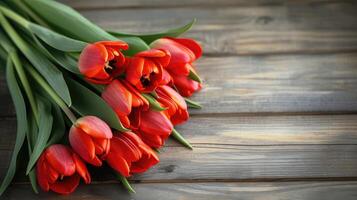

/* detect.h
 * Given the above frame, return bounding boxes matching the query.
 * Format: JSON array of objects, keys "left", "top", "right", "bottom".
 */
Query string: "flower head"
[
  {"left": 69, "top": 116, "right": 113, "bottom": 166},
  {"left": 133, "top": 109, "right": 173, "bottom": 148},
  {"left": 156, "top": 85, "right": 189, "bottom": 125},
  {"left": 125, "top": 49, "right": 170, "bottom": 92},
  {"left": 36, "top": 144, "right": 91, "bottom": 195},
  {"left": 78, "top": 41, "right": 128, "bottom": 84},
  {"left": 106, "top": 132, "right": 159, "bottom": 177},
  {"left": 150, "top": 37, "right": 202, "bottom": 97}
]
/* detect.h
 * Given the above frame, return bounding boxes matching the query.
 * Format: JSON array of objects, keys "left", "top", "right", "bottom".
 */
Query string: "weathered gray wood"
[
  {"left": 174, "top": 114, "right": 357, "bottom": 145},
  {"left": 2, "top": 53, "right": 357, "bottom": 116},
  {"left": 60, "top": 0, "right": 352, "bottom": 9},
  {"left": 2, "top": 115, "right": 357, "bottom": 181},
  {"left": 189, "top": 53, "right": 357, "bottom": 114},
  {"left": 4, "top": 181, "right": 357, "bottom": 200},
  {"left": 77, "top": 2, "right": 357, "bottom": 55}
]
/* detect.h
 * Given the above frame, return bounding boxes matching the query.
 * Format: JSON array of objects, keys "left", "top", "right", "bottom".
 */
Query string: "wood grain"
[
  {"left": 59, "top": 0, "right": 354, "bottom": 9},
  {"left": 189, "top": 53, "right": 357, "bottom": 114},
  {"left": 2, "top": 53, "right": 357, "bottom": 117},
  {"left": 77, "top": 2, "right": 357, "bottom": 55},
  {"left": 4, "top": 181, "right": 357, "bottom": 200},
  {"left": 2, "top": 115, "right": 357, "bottom": 181}
]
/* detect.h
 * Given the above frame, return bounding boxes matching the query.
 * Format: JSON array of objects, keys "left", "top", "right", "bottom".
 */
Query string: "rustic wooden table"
[{"left": 2, "top": 0, "right": 357, "bottom": 199}]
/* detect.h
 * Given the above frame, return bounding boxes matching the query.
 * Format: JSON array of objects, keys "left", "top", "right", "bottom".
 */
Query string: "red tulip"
[
  {"left": 134, "top": 109, "right": 173, "bottom": 148},
  {"left": 78, "top": 41, "right": 128, "bottom": 84},
  {"left": 150, "top": 37, "right": 202, "bottom": 76},
  {"left": 36, "top": 144, "right": 91, "bottom": 195},
  {"left": 171, "top": 72, "right": 202, "bottom": 97},
  {"left": 150, "top": 37, "right": 202, "bottom": 97},
  {"left": 156, "top": 85, "right": 189, "bottom": 125},
  {"left": 125, "top": 49, "right": 170, "bottom": 93},
  {"left": 102, "top": 80, "right": 132, "bottom": 128},
  {"left": 106, "top": 132, "right": 159, "bottom": 177},
  {"left": 69, "top": 116, "right": 113, "bottom": 166}
]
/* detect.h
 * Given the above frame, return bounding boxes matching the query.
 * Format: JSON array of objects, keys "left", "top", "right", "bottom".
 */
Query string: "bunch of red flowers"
[
  {"left": 37, "top": 38, "right": 202, "bottom": 194},
  {"left": 0, "top": 0, "right": 203, "bottom": 196}
]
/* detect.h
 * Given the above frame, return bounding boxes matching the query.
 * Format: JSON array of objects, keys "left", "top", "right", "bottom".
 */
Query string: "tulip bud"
[
  {"left": 150, "top": 37, "right": 203, "bottom": 97},
  {"left": 102, "top": 80, "right": 133, "bottom": 128},
  {"left": 36, "top": 144, "right": 91, "bottom": 195},
  {"left": 69, "top": 116, "right": 113, "bottom": 166},
  {"left": 156, "top": 85, "right": 189, "bottom": 125},
  {"left": 135, "top": 109, "right": 173, "bottom": 148},
  {"left": 106, "top": 132, "right": 159, "bottom": 177}
]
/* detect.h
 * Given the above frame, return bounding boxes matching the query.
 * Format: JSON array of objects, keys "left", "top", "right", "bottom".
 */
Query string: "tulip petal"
[
  {"left": 122, "top": 80, "right": 149, "bottom": 110},
  {"left": 75, "top": 116, "right": 113, "bottom": 139},
  {"left": 168, "top": 37, "right": 202, "bottom": 59},
  {"left": 151, "top": 38, "right": 194, "bottom": 69},
  {"left": 78, "top": 44, "right": 108, "bottom": 78},
  {"left": 46, "top": 162, "right": 59, "bottom": 184},
  {"left": 69, "top": 127, "right": 99, "bottom": 166},
  {"left": 102, "top": 80, "right": 132, "bottom": 117},
  {"left": 45, "top": 145, "right": 76, "bottom": 176},
  {"left": 72, "top": 153, "right": 91, "bottom": 184},
  {"left": 172, "top": 74, "right": 202, "bottom": 97},
  {"left": 36, "top": 155, "right": 50, "bottom": 192},
  {"left": 95, "top": 41, "right": 129, "bottom": 51},
  {"left": 140, "top": 110, "right": 173, "bottom": 136},
  {"left": 126, "top": 57, "right": 144, "bottom": 88},
  {"left": 136, "top": 49, "right": 166, "bottom": 58},
  {"left": 106, "top": 150, "right": 131, "bottom": 177},
  {"left": 49, "top": 174, "right": 80, "bottom": 195}
]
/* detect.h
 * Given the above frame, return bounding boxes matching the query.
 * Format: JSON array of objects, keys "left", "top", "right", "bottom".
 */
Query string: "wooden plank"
[
  {"left": 59, "top": 0, "right": 351, "bottom": 9},
  {"left": 4, "top": 181, "right": 357, "bottom": 199},
  {"left": 174, "top": 115, "right": 357, "bottom": 145},
  {"left": 189, "top": 53, "right": 357, "bottom": 114},
  {"left": 2, "top": 115, "right": 357, "bottom": 181},
  {"left": 77, "top": 2, "right": 357, "bottom": 55},
  {"left": 2, "top": 53, "right": 357, "bottom": 116}
]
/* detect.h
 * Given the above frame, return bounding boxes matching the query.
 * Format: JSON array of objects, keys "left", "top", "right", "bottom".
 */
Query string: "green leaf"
[
  {"left": 26, "top": 98, "right": 53, "bottom": 174},
  {"left": 142, "top": 93, "right": 167, "bottom": 111},
  {"left": 28, "top": 170, "right": 38, "bottom": 194},
  {"left": 171, "top": 128, "right": 193, "bottom": 150},
  {"left": 0, "top": 57, "right": 28, "bottom": 196},
  {"left": 66, "top": 78, "right": 129, "bottom": 131},
  {"left": 48, "top": 49, "right": 80, "bottom": 74},
  {"left": 188, "top": 69, "right": 202, "bottom": 83},
  {"left": 0, "top": 5, "right": 87, "bottom": 52},
  {"left": 47, "top": 103, "right": 65, "bottom": 145},
  {"left": 0, "top": 12, "right": 72, "bottom": 106},
  {"left": 32, "top": 37, "right": 80, "bottom": 74},
  {"left": 28, "top": 23, "right": 87, "bottom": 52},
  {"left": 109, "top": 19, "right": 196, "bottom": 44},
  {"left": 184, "top": 98, "right": 202, "bottom": 109},
  {"left": 24, "top": 0, "right": 150, "bottom": 55},
  {"left": 26, "top": 116, "right": 39, "bottom": 194},
  {"left": 25, "top": 0, "right": 115, "bottom": 42},
  {"left": 118, "top": 36, "right": 150, "bottom": 56},
  {"left": 0, "top": 45, "right": 7, "bottom": 60}
]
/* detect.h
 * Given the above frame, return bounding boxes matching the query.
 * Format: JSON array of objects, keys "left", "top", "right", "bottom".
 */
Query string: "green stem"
[
  {"left": 171, "top": 128, "right": 193, "bottom": 150},
  {"left": 26, "top": 66, "right": 77, "bottom": 124},
  {"left": 115, "top": 173, "right": 136, "bottom": 193}
]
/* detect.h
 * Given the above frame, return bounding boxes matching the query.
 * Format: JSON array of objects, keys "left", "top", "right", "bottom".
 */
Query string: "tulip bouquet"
[{"left": 0, "top": 0, "right": 203, "bottom": 196}]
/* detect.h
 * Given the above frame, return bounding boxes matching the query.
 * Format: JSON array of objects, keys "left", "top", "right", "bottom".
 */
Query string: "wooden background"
[{"left": 1, "top": 0, "right": 357, "bottom": 199}]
